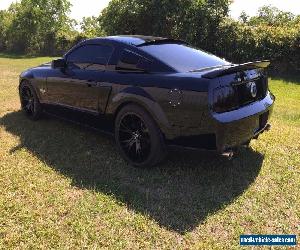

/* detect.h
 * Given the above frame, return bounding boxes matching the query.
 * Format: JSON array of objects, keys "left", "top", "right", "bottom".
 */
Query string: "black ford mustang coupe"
[{"left": 19, "top": 35, "right": 275, "bottom": 167}]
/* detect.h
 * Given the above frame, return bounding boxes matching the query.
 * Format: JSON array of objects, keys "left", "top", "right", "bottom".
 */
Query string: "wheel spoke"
[
  {"left": 22, "top": 95, "right": 30, "bottom": 101},
  {"left": 121, "top": 138, "right": 135, "bottom": 149},
  {"left": 120, "top": 121, "right": 133, "bottom": 134},
  {"left": 25, "top": 102, "right": 31, "bottom": 110},
  {"left": 130, "top": 115, "right": 138, "bottom": 130},
  {"left": 24, "top": 88, "right": 31, "bottom": 99},
  {"left": 119, "top": 128, "right": 132, "bottom": 134},
  {"left": 139, "top": 120, "right": 144, "bottom": 131},
  {"left": 118, "top": 113, "right": 151, "bottom": 163},
  {"left": 141, "top": 122, "right": 149, "bottom": 134},
  {"left": 21, "top": 87, "right": 35, "bottom": 116},
  {"left": 26, "top": 89, "right": 32, "bottom": 99},
  {"left": 136, "top": 140, "right": 142, "bottom": 155},
  {"left": 30, "top": 102, "right": 34, "bottom": 113}
]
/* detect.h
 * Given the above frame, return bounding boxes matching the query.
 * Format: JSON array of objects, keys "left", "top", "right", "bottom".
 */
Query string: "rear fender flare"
[{"left": 107, "top": 87, "right": 172, "bottom": 138}]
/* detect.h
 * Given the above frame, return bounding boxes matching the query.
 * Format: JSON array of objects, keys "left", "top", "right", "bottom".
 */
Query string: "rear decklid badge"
[{"left": 247, "top": 81, "right": 257, "bottom": 98}]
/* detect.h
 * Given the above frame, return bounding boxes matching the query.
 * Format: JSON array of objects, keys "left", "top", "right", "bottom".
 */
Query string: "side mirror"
[{"left": 51, "top": 58, "right": 66, "bottom": 69}]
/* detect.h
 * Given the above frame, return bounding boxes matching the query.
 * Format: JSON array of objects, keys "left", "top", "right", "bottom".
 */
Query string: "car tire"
[
  {"left": 115, "top": 104, "right": 166, "bottom": 168},
  {"left": 19, "top": 81, "right": 43, "bottom": 120}
]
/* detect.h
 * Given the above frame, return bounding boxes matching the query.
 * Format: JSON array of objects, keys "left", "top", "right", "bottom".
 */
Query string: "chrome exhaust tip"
[
  {"left": 265, "top": 124, "right": 271, "bottom": 131},
  {"left": 222, "top": 150, "right": 234, "bottom": 160}
]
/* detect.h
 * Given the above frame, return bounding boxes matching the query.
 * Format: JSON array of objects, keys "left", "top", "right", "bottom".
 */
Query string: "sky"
[{"left": 1, "top": 0, "right": 300, "bottom": 21}]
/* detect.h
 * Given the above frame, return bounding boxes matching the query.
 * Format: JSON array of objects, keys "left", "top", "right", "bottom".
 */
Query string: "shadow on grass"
[{"left": 0, "top": 111, "right": 264, "bottom": 233}]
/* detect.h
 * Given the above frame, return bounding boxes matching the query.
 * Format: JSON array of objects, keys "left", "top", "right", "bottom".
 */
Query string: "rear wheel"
[
  {"left": 20, "top": 81, "right": 42, "bottom": 120},
  {"left": 115, "top": 104, "right": 166, "bottom": 168}
]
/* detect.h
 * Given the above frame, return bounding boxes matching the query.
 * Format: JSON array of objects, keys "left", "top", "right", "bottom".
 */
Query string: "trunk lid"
[{"left": 207, "top": 61, "right": 270, "bottom": 113}]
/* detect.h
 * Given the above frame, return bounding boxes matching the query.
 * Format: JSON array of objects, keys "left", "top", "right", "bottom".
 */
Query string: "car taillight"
[{"left": 213, "top": 86, "right": 238, "bottom": 113}]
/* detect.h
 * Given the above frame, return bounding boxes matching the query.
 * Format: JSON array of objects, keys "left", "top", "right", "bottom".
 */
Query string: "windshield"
[{"left": 139, "top": 43, "right": 230, "bottom": 72}]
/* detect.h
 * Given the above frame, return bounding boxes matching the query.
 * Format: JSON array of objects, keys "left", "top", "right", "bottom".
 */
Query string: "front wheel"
[
  {"left": 115, "top": 104, "right": 166, "bottom": 168},
  {"left": 20, "top": 81, "right": 43, "bottom": 120}
]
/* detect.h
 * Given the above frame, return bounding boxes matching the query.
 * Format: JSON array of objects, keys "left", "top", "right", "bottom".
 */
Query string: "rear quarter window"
[{"left": 116, "top": 50, "right": 152, "bottom": 71}]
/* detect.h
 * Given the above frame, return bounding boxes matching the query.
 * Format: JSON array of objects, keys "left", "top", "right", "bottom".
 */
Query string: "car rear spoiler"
[
  {"left": 202, "top": 60, "right": 270, "bottom": 79},
  {"left": 136, "top": 38, "right": 188, "bottom": 47}
]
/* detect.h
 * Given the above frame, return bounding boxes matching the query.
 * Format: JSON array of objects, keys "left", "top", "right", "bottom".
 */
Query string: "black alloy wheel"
[
  {"left": 20, "top": 81, "right": 42, "bottom": 120},
  {"left": 21, "top": 86, "right": 35, "bottom": 115},
  {"left": 115, "top": 104, "right": 166, "bottom": 168},
  {"left": 119, "top": 113, "right": 151, "bottom": 163}
]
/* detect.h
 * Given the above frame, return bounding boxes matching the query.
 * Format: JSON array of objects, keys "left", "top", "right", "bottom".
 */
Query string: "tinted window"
[
  {"left": 140, "top": 44, "right": 229, "bottom": 72},
  {"left": 120, "top": 50, "right": 140, "bottom": 65},
  {"left": 67, "top": 44, "right": 113, "bottom": 70},
  {"left": 117, "top": 50, "right": 151, "bottom": 71}
]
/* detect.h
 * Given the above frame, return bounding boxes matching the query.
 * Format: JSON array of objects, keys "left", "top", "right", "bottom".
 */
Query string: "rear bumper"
[
  {"left": 213, "top": 91, "right": 274, "bottom": 152},
  {"left": 167, "top": 91, "right": 275, "bottom": 152}
]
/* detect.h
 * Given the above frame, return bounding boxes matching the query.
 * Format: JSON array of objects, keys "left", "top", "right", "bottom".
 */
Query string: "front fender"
[
  {"left": 19, "top": 69, "right": 47, "bottom": 102},
  {"left": 20, "top": 70, "right": 34, "bottom": 80}
]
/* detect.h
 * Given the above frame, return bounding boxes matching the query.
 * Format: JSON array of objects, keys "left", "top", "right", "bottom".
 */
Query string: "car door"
[{"left": 46, "top": 44, "right": 114, "bottom": 114}]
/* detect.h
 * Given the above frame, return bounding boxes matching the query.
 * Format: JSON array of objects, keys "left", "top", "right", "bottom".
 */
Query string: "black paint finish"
[{"left": 19, "top": 35, "right": 275, "bottom": 152}]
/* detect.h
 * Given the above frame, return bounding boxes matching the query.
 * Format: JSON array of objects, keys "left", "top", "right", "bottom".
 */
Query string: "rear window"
[{"left": 139, "top": 43, "right": 229, "bottom": 72}]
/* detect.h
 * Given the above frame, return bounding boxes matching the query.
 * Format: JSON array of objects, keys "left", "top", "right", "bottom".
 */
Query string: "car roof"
[
  {"left": 107, "top": 35, "right": 168, "bottom": 46},
  {"left": 64, "top": 35, "right": 187, "bottom": 73},
  {"left": 83, "top": 35, "right": 187, "bottom": 47}
]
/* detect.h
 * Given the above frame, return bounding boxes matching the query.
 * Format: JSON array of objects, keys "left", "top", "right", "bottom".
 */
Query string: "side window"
[
  {"left": 117, "top": 50, "right": 151, "bottom": 72},
  {"left": 67, "top": 44, "right": 113, "bottom": 71}
]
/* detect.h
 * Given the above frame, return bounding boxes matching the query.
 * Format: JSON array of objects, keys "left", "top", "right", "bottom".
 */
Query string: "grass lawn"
[{"left": 0, "top": 55, "right": 299, "bottom": 249}]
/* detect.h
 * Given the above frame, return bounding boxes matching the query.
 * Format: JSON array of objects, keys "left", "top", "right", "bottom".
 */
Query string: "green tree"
[
  {"left": 100, "top": 0, "right": 187, "bottom": 37},
  {"left": 100, "top": 0, "right": 231, "bottom": 52},
  {"left": 239, "top": 11, "right": 249, "bottom": 23},
  {"left": 179, "top": 0, "right": 232, "bottom": 53},
  {"left": 5, "top": 0, "right": 75, "bottom": 54},
  {"left": 0, "top": 3, "right": 19, "bottom": 51},
  {"left": 0, "top": 10, "right": 9, "bottom": 50},
  {"left": 249, "top": 5, "right": 296, "bottom": 26},
  {"left": 80, "top": 16, "right": 105, "bottom": 38}
]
